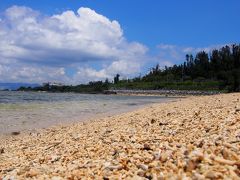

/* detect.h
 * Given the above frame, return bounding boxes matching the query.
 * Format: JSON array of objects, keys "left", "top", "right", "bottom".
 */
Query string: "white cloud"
[
  {"left": 73, "top": 59, "right": 142, "bottom": 83},
  {"left": 182, "top": 44, "right": 227, "bottom": 54},
  {"left": 0, "top": 5, "right": 231, "bottom": 85},
  {"left": 0, "top": 64, "right": 70, "bottom": 83},
  {"left": 0, "top": 6, "right": 147, "bottom": 84},
  {"left": 73, "top": 68, "right": 110, "bottom": 83},
  {"left": 156, "top": 43, "right": 228, "bottom": 67}
]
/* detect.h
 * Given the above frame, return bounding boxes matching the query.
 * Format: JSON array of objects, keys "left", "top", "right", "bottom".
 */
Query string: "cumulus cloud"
[
  {"left": 0, "top": 5, "right": 229, "bottom": 84},
  {"left": 0, "top": 64, "right": 70, "bottom": 83},
  {"left": 0, "top": 6, "right": 147, "bottom": 84},
  {"left": 73, "top": 59, "right": 142, "bottom": 82},
  {"left": 73, "top": 68, "right": 110, "bottom": 83}
]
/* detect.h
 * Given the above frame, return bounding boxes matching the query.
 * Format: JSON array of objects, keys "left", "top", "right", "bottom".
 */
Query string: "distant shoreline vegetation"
[{"left": 17, "top": 44, "right": 240, "bottom": 93}]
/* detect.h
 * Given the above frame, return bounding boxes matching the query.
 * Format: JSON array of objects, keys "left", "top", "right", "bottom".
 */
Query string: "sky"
[{"left": 0, "top": 0, "right": 239, "bottom": 84}]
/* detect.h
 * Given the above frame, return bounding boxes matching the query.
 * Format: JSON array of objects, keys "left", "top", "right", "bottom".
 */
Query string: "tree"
[
  {"left": 114, "top": 74, "right": 120, "bottom": 84},
  {"left": 104, "top": 78, "right": 109, "bottom": 84},
  {"left": 191, "top": 51, "right": 209, "bottom": 79},
  {"left": 210, "top": 49, "right": 220, "bottom": 78}
]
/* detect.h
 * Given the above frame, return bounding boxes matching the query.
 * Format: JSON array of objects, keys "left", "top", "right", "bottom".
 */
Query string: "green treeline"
[
  {"left": 114, "top": 44, "right": 240, "bottom": 92},
  {"left": 18, "top": 81, "right": 110, "bottom": 93},
  {"left": 18, "top": 44, "right": 240, "bottom": 93}
]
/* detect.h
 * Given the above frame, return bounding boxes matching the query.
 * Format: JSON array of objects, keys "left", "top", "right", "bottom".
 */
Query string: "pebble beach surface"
[{"left": 0, "top": 93, "right": 240, "bottom": 179}]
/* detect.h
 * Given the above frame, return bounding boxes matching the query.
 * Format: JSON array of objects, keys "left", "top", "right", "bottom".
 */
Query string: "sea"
[{"left": 0, "top": 91, "right": 174, "bottom": 135}]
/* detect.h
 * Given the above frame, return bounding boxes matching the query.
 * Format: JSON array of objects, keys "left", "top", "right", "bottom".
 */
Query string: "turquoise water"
[{"left": 0, "top": 91, "right": 174, "bottom": 134}]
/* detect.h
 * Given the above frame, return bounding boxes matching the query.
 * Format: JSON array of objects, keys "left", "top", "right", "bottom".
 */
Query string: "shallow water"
[{"left": 0, "top": 91, "right": 174, "bottom": 134}]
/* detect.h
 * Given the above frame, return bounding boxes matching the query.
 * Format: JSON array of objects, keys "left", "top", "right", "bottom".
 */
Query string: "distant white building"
[{"left": 42, "top": 82, "right": 64, "bottom": 87}]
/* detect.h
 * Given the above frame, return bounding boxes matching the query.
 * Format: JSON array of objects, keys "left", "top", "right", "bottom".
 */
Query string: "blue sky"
[{"left": 0, "top": 0, "right": 239, "bottom": 84}]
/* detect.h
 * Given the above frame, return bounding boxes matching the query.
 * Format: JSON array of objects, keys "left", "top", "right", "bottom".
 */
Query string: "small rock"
[
  {"left": 193, "top": 172, "right": 205, "bottom": 180},
  {"left": 133, "top": 154, "right": 142, "bottom": 160},
  {"left": 11, "top": 131, "right": 20, "bottom": 135},
  {"left": 137, "top": 164, "right": 148, "bottom": 171},
  {"left": 107, "top": 165, "right": 123, "bottom": 171},
  {"left": 51, "top": 155, "right": 60, "bottom": 163},
  {"left": 205, "top": 128, "right": 211, "bottom": 133},
  {"left": 184, "top": 150, "right": 189, "bottom": 156},
  {"left": 143, "top": 144, "right": 152, "bottom": 151},
  {"left": 51, "top": 176, "right": 63, "bottom": 180},
  {"left": 195, "top": 111, "right": 200, "bottom": 116},
  {"left": 151, "top": 118, "right": 156, "bottom": 124},
  {"left": 235, "top": 108, "right": 240, "bottom": 113},
  {"left": 148, "top": 161, "right": 159, "bottom": 168},
  {"left": 160, "top": 152, "right": 168, "bottom": 163},
  {"left": 112, "top": 149, "right": 119, "bottom": 157},
  {"left": 190, "top": 150, "right": 204, "bottom": 161},
  {"left": 176, "top": 143, "right": 182, "bottom": 148},
  {"left": 105, "top": 129, "right": 112, "bottom": 134},
  {"left": 185, "top": 160, "right": 197, "bottom": 172},
  {"left": 197, "top": 140, "right": 204, "bottom": 148},
  {"left": 4, "top": 167, "right": 15, "bottom": 172},
  {"left": 159, "top": 122, "right": 168, "bottom": 126},
  {"left": 205, "top": 171, "right": 221, "bottom": 179},
  {"left": 137, "top": 170, "right": 145, "bottom": 177},
  {"left": 72, "top": 134, "right": 80, "bottom": 141},
  {"left": 104, "top": 162, "right": 111, "bottom": 168},
  {"left": 221, "top": 148, "right": 229, "bottom": 160},
  {"left": 0, "top": 148, "right": 4, "bottom": 154},
  {"left": 153, "top": 151, "right": 161, "bottom": 160},
  {"left": 26, "top": 169, "right": 39, "bottom": 177}
]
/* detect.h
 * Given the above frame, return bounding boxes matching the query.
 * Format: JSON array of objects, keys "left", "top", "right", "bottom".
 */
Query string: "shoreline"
[
  {"left": 105, "top": 89, "right": 222, "bottom": 96},
  {"left": 0, "top": 93, "right": 240, "bottom": 179},
  {"left": 0, "top": 100, "right": 174, "bottom": 138},
  {"left": 14, "top": 89, "right": 223, "bottom": 97},
  {"left": 0, "top": 95, "right": 176, "bottom": 138}
]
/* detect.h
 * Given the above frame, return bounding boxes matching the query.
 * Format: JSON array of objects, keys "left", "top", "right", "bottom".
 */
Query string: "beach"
[{"left": 0, "top": 93, "right": 240, "bottom": 179}]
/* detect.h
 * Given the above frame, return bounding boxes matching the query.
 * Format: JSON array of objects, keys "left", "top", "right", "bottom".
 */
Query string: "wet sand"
[{"left": 0, "top": 93, "right": 240, "bottom": 179}]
